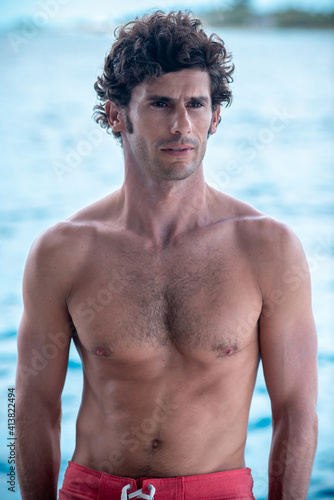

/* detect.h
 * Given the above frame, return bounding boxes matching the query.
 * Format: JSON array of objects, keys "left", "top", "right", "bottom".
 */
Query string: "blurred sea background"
[{"left": 0, "top": 0, "right": 333, "bottom": 498}]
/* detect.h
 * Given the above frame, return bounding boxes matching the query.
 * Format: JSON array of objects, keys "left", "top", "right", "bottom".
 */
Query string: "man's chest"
[{"left": 69, "top": 236, "right": 262, "bottom": 358}]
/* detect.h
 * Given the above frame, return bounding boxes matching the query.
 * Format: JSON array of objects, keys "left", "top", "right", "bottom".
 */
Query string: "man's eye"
[
  {"left": 189, "top": 102, "right": 203, "bottom": 108},
  {"left": 152, "top": 102, "right": 168, "bottom": 108}
]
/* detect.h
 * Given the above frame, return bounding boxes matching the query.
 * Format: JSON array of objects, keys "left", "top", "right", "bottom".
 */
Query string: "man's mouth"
[{"left": 161, "top": 146, "right": 194, "bottom": 157}]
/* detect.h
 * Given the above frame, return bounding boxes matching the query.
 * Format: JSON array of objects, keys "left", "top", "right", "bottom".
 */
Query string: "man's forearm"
[
  {"left": 268, "top": 413, "right": 318, "bottom": 500},
  {"left": 16, "top": 402, "right": 61, "bottom": 500}
]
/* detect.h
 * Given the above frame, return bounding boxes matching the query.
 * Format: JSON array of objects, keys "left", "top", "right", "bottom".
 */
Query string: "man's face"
[{"left": 118, "top": 69, "right": 220, "bottom": 182}]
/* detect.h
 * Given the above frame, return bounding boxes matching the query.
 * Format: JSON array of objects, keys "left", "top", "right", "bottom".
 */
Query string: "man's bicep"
[
  {"left": 16, "top": 230, "right": 73, "bottom": 402},
  {"left": 259, "top": 232, "right": 317, "bottom": 416},
  {"left": 16, "top": 311, "right": 72, "bottom": 402}
]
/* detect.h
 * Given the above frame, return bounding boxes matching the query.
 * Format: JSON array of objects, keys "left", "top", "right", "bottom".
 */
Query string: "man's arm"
[
  {"left": 258, "top": 221, "right": 318, "bottom": 500},
  {"left": 16, "top": 226, "right": 73, "bottom": 500}
]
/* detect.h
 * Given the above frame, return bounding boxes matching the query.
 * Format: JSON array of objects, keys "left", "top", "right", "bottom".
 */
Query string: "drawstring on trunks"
[{"left": 121, "top": 483, "right": 156, "bottom": 500}]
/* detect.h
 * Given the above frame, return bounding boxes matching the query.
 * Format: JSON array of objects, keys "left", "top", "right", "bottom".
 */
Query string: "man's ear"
[
  {"left": 105, "top": 100, "right": 125, "bottom": 133},
  {"left": 210, "top": 105, "right": 221, "bottom": 135}
]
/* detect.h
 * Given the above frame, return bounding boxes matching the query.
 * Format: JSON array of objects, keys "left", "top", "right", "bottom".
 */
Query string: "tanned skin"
[{"left": 16, "top": 69, "right": 317, "bottom": 499}]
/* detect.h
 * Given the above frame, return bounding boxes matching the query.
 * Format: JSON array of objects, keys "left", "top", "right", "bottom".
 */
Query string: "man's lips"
[{"left": 160, "top": 146, "right": 194, "bottom": 157}]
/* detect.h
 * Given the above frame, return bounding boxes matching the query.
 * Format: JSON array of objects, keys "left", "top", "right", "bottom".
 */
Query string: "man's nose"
[{"left": 170, "top": 107, "right": 192, "bottom": 135}]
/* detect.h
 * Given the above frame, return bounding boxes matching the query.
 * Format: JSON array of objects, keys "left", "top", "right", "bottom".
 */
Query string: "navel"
[{"left": 150, "top": 439, "right": 162, "bottom": 450}]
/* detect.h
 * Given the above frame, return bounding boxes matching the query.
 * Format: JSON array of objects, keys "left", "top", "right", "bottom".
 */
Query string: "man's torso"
[{"left": 61, "top": 192, "right": 264, "bottom": 478}]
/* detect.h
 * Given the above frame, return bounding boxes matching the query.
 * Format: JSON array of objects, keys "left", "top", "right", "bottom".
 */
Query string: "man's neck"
[{"left": 117, "top": 165, "right": 210, "bottom": 248}]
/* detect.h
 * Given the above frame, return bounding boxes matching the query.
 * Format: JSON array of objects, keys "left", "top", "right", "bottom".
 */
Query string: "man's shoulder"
[
  {"left": 68, "top": 192, "right": 118, "bottom": 224},
  {"left": 226, "top": 200, "right": 307, "bottom": 285},
  {"left": 32, "top": 193, "right": 118, "bottom": 253},
  {"left": 27, "top": 194, "right": 116, "bottom": 273},
  {"left": 237, "top": 208, "right": 303, "bottom": 263},
  {"left": 211, "top": 190, "right": 304, "bottom": 259},
  {"left": 25, "top": 220, "right": 84, "bottom": 285},
  {"left": 214, "top": 195, "right": 309, "bottom": 295},
  {"left": 240, "top": 211, "right": 302, "bottom": 261},
  {"left": 210, "top": 188, "right": 262, "bottom": 223}
]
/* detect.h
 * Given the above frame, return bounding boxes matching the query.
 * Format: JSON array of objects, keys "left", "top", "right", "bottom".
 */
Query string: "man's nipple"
[
  {"left": 93, "top": 346, "right": 111, "bottom": 357},
  {"left": 216, "top": 343, "right": 238, "bottom": 358},
  {"left": 223, "top": 346, "right": 236, "bottom": 355}
]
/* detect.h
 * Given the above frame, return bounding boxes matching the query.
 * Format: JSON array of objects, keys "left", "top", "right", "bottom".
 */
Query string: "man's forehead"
[{"left": 132, "top": 69, "right": 212, "bottom": 100}]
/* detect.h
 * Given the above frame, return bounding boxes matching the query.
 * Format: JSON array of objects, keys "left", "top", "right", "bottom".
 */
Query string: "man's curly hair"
[{"left": 93, "top": 10, "right": 234, "bottom": 140}]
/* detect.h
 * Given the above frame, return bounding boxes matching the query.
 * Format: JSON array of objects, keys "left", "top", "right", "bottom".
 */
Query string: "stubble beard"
[
  {"left": 125, "top": 111, "right": 213, "bottom": 182},
  {"left": 135, "top": 137, "right": 208, "bottom": 182}
]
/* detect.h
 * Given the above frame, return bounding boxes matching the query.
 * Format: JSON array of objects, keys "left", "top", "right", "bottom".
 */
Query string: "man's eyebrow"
[
  {"left": 188, "top": 96, "right": 210, "bottom": 104},
  {"left": 146, "top": 95, "right": 173, "bottom": 103},
  {"left": 146, "top": 95, "right": 210, "bottom": 103}
]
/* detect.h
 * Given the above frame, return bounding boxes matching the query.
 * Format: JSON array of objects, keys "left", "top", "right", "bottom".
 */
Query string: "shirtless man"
[{"left": 16, "top": 11, "right": 318, "bottom": 500}]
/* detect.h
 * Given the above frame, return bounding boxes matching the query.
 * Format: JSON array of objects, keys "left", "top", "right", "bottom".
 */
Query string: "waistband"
[{"left": 59, "top": 461, "right": 255, "bottom": 499}]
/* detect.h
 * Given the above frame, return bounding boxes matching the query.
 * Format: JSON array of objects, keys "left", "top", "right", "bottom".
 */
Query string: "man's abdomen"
[{"left": 71, "top": 350, "right": 257, "bottom": 478}]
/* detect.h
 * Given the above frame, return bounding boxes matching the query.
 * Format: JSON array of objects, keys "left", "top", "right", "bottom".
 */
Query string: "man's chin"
[
  {"left": 153, "top": 160, "right": 202, "bottom": 182},
  {"left": 157, "top": 168, "right": 198, "bottom": 182}
]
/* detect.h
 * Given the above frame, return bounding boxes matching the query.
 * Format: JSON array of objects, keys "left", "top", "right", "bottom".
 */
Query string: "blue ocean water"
[{"left": 0, "top": 26, "right": 333, "bottom": 499}]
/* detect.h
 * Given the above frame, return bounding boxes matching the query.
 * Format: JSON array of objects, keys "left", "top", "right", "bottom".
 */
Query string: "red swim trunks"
[{"left": 59, "top": 461, "right": 256, "bottom": 499}]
